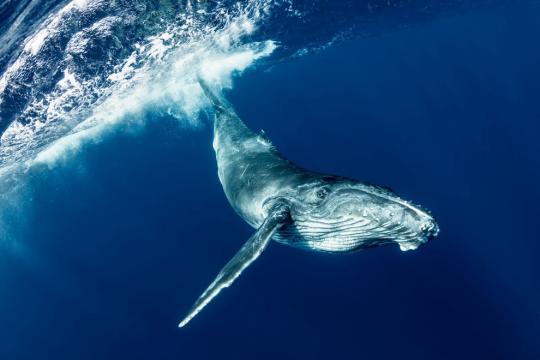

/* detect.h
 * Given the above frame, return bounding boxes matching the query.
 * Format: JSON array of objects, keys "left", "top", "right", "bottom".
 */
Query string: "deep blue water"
[{"left": 1, "top": 1, "right": 539, "bottom": 359}]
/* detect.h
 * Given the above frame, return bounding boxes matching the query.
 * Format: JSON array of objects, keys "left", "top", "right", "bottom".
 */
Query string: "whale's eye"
[{"left": 316, "top": 187, "right": 330, "bottom": 199}]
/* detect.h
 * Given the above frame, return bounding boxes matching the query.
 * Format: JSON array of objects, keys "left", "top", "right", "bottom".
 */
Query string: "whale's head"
[{"left": 274, "top": 175, "right": 439, "bottom": 252}]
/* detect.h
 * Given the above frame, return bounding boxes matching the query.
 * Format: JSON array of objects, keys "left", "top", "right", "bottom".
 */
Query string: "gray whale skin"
[{"left": 178, "top": 79, "right": 439, "bottom": 327}]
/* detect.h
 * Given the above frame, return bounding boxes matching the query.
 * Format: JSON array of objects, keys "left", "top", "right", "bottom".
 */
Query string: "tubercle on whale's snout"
[{"left": 420, "top": 218, "right": 440, "bottom": 240}]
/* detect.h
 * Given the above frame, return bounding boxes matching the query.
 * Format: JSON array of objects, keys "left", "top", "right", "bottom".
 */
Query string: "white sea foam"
[
  {"left": 0, "top": 0, "right": 277, "bottom": 247},
  {"left": 0, "top": 0, "right": 276, "bottom": 171},
  {"left": 32, "top": 27, "right": 276, "bottom": 167}
]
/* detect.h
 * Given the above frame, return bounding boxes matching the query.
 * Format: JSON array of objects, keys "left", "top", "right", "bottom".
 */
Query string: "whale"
[{"left": 178, "top": 78, "right": 439, "bottom": 327}]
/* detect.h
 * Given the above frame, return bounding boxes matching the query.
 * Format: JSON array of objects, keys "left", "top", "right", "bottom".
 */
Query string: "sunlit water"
[{"left": 0, "top": 1, "right": 539, "bottom": 359}]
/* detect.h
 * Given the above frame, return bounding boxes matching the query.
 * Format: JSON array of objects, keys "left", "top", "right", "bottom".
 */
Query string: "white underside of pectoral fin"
[{"left": 178, "top": 205, "right": 289, "bottom": 328}]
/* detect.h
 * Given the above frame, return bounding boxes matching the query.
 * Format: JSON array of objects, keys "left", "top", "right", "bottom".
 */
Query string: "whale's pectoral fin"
[{"left": 178, "top": 204, "right": 290, "bottom": 328}]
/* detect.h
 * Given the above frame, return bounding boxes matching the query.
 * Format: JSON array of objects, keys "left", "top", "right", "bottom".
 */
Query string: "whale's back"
[{"left": 199, "top": 78, "right": 294, "bottom": 224}]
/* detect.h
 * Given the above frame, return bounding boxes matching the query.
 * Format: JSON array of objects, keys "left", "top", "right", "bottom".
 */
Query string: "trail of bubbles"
[
  {"left": 0, "top": 0, "right": 278, "bottom": 248},
  {"left": 32, "top": 38, "right": 277, "bottom": 166},
  {"left": 0, "top": 0, "right": 276, "bottom": 172}
]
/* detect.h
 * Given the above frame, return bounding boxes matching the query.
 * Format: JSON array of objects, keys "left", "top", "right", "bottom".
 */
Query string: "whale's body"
[{"left": 179, "top": 79, "right": 439, "bottom": 327}]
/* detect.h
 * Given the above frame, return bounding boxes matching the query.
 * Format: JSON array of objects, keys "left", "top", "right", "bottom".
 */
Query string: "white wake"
[{"left": 0, "top": 0, "right": 277, "bottom": 246}]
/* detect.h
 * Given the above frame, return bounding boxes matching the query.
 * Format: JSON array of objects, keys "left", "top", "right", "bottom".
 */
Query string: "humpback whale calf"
[{"left": 178, "top": 79, "right": 439, "bottom": 327}]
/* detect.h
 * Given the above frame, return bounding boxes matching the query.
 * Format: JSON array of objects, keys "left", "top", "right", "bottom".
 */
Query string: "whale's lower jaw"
[
  {"left": 273, "top": 234, "right": 427, "bottom": 253},
  {"left": 272, "top": 235, "right": 390, "bottom": 252},
  {"left": 273, "top": 235, "right": 427, "bottom": 253},
  {"left": 272, "top": 224, "right": 429, "bottom": 253},
  {"left": 273, "top": 227, "right": 428, "bottom": 253}
]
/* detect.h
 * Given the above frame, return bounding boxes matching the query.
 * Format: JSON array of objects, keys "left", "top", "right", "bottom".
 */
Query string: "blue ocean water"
[{"left": 0, "top": 1, "right": 539, "bottom": 359}]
